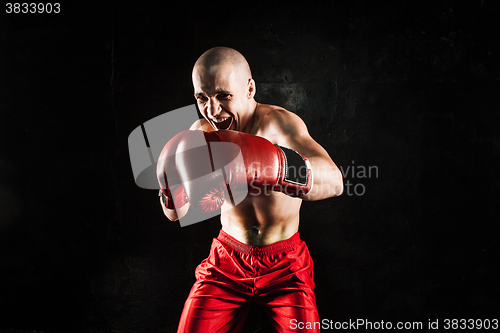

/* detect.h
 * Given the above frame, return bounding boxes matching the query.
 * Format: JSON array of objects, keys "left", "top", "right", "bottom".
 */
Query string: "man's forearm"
[{"left": 303, "top": 156, "right": 344, "bottom": 201}]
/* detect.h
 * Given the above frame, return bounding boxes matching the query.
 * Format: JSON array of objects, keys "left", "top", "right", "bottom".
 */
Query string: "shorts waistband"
[{"left": 217, "top": 229, "right": 302, "bottom": 255}]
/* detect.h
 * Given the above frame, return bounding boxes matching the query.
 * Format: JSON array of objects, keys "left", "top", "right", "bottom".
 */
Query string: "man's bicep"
[
  {"left": 276, "top": 113, "right": 344, "bottom": 199},
  {"left": 288, "top": 132, "right": 331, "bottom": 161},
  {"left": 270, "top": 111, "right": 325, "bottom": 158}
]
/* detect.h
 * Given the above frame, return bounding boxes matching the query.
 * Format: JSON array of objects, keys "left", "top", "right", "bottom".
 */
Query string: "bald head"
[
  {"left": 192, "top": 47, "right": 257, "bottom": 132},
  {"left": 193, "top": 47, "right": 252, "bottom": 85}
]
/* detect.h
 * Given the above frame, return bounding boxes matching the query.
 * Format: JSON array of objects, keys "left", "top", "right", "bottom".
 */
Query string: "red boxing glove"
[
  {"left": 156, "top": 131, "right": 190, "bottom": 210},
  {"left": 208, "top": 130, "right": 313, "bottom": 196},
  {"left": 174, "top": 130, "right": 312, "bottom": 213}
]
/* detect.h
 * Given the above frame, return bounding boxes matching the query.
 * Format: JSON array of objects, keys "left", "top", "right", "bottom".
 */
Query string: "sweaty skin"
[{"left": 162, "top": 47, "right": 343, "bottom": 245}]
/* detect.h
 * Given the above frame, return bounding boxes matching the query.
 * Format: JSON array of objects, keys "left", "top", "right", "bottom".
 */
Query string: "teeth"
[{"left": 214, "top": 117, "right": 229, "bottom": 123}]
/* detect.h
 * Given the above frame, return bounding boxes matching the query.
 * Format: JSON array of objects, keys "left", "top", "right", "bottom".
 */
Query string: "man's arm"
[
  {"left": 261, "top": 108, "right": 344, "bottom": 200},
  {"left": 189, "top": 118, "right": 215, "bottom": 131}
]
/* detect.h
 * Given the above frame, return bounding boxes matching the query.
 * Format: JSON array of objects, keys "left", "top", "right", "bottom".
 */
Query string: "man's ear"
[{"left": 247, "top": 78, "right": 256, "bottom": 99}]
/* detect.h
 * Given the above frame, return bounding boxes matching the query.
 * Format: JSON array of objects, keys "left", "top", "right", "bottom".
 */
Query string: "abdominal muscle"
[{"left": 220, "top": 190, "right": 302, "bottom": 245}]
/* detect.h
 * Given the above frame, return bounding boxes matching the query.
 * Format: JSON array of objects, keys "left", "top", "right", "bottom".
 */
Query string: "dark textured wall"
[{"left": 1, "top": 1, "right": 498, "bottom": 332}]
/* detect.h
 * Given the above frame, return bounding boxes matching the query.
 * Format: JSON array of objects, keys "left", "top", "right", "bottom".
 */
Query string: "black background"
[{"left": 1, "top": 1, "right": 498, "bottom": 332}]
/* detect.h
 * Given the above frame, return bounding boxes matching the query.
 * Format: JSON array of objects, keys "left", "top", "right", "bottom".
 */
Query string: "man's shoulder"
[
  {"left": 257, "top": 104, "right": 306, "bottom": 133},
  {"left": 190, "top": 118, "right": 215, "bottom": 131},
  {"left": 257, "top": 103, "right": 290, "bottom": 118}
]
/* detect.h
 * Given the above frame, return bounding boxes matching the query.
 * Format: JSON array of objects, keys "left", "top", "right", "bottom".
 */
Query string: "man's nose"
[{"left": 207, "top": 98, "right": 221, "bottom": 118}]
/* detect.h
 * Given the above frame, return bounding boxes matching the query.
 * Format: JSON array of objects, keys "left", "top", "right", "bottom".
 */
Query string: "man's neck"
[{"left": 239, "top": 100, "right": 259, "bottom": 133}]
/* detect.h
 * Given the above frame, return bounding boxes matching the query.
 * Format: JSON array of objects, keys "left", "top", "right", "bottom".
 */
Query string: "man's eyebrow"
[
  {"left": 194, "top": 89, "right": 231, "bottom": 97},
  {"left": 214, "top": 89, "right": 231, "bottom": 94}
]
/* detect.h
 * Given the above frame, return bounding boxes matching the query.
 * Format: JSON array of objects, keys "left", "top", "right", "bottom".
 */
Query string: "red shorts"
[{"left": 177, "top": 230, "right": 319, "bottom": 333}]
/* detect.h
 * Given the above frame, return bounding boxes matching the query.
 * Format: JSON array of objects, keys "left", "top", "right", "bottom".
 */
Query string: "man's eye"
[
  {"left": 197, "top": 96, "right": 208, "bottom": 102},
  {"left": 218, "top": 94, "right": 230, "bottom": 100}
]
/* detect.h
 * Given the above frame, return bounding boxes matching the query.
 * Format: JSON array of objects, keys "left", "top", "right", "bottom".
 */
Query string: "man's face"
[{"left": 192, "top": 64, "right": 251, "bottom": 131}]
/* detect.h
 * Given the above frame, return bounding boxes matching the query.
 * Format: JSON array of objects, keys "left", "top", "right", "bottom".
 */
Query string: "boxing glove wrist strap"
[
  {"left": 160, "top": 188, "right": 188, "bottom": 210},
  {"left": 274, "top": 145, "right": 313, "bottom": 196}
]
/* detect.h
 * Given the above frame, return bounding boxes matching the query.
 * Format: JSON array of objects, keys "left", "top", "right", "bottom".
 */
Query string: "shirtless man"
[{"left": 157, "top": 47, "right": 343, "bottom": 332}]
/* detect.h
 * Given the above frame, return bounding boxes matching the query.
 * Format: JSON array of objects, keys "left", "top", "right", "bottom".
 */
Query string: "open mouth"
[{"left": 212, "top": 116, "right": 233, "bottom": 130}]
